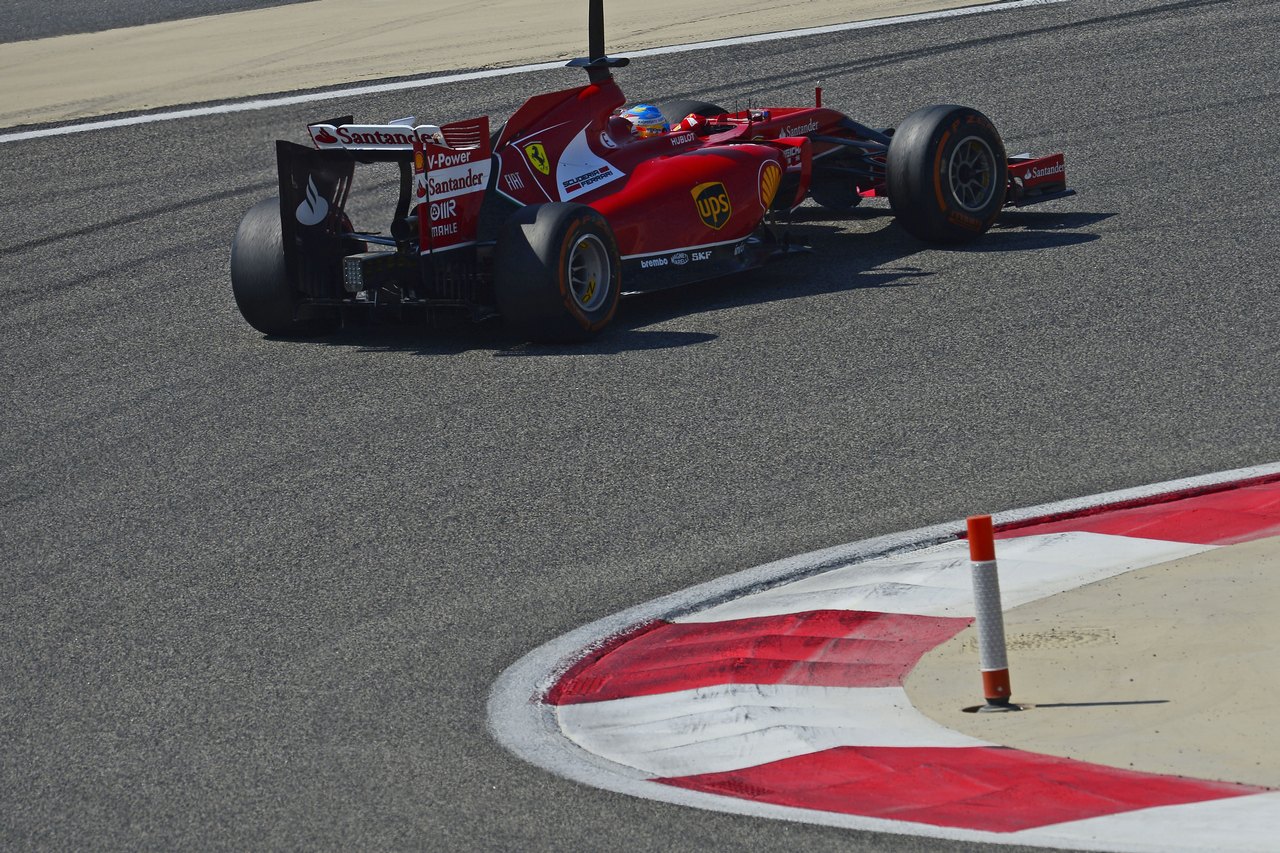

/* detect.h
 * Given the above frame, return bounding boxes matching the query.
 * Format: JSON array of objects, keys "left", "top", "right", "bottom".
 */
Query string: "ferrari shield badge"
[
  {"left": 523, "top": 142, "right": 551, "bottom": 175},
  {"left": 692, "top": 181, "right": 732, "bottom": 230}
]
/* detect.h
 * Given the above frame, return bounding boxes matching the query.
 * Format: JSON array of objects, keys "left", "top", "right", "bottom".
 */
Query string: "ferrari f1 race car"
[{"left": 231, "top": 0, "right": 1073, "bottom": 342}]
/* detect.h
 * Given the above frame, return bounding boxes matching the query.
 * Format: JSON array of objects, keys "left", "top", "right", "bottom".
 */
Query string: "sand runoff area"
[
  {"left": 1, "top": 0, "right": 993, "bottom": 128},
  {"left": 907, "top": 535, "right": 1280, "bottom": 788}
]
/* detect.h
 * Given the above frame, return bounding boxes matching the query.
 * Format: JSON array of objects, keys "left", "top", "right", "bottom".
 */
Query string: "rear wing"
[
  {"left": 274, "top": 115, "right": 492, "bottom": 300},
  {"left": 279, "top": 114, "right": 491, "bottom": 253}
]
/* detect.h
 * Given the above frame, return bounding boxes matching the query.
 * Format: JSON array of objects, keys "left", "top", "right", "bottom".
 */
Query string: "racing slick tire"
[
  {"left": 887, "top": 104, "right": 1007, "bottom": 243},
  {"left": 494, "top": 203, "right": 621, "bottom": 343},
  {"left": 230, "top": 197, "right": 338, "bottom": 337}
]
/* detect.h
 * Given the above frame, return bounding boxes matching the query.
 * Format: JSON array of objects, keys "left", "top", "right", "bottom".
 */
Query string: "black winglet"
[{"left": 566, "top": 0, "right": 629, "bottom": 82}]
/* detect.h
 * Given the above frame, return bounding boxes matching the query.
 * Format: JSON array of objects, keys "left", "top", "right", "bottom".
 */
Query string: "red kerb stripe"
[
  {"left": 994, "top": 480, "right": 1280, "bottom": 544},
  {"left": 659, "top": 745, "right": 1269, "bottom": 832},
  {"left": 546, "top": 610, "right": 971, "bottom": 706}
]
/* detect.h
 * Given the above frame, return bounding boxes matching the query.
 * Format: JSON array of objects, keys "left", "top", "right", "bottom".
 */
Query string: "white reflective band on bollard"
[{"left": 967, "top": 515, "right": 1017, "bottom": 711}]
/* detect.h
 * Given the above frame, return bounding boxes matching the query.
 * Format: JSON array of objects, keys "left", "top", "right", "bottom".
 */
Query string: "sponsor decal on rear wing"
[
  {"left": 306, "top": 115, "right": 493, "bottom": 152},
  {"left": 410, "top": 117, "right": 492, "bottom": 254},
  {"left": 308, "top": 122, "right": 445, "bottom": 151}
]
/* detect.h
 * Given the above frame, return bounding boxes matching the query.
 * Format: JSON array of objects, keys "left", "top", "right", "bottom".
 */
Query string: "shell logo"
[{"left": 760, "top": 161, "right": 783, "bottom": 210}]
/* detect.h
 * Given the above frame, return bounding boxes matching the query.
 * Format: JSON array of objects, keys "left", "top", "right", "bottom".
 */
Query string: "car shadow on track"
[
  {"left": 297, "top": 206, "right": 1108, "bottom": 357},
  {"left": 503, "top": 219, "right": 932, "bottom": 356},
  {"left": 978, "top": 209, "right": 1114, "bottom": 252}
]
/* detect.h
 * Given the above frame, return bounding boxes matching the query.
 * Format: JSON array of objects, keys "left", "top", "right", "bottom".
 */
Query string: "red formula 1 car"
[{"left": 231, "top": 0, "right": 1073, "bottom": 342}]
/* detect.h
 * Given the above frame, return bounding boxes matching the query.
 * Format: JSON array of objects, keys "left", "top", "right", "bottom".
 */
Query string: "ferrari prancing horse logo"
[
  {"left": 692, "top": 181, "right": 732, "bottom": 230},
  {"left": 524, "top": 142, "right": 551, "bottom": 175}
]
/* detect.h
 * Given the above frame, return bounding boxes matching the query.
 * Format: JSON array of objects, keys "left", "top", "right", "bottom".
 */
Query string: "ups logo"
[{"left": 692, "top": 182, "right": 732, "bottom": 230}]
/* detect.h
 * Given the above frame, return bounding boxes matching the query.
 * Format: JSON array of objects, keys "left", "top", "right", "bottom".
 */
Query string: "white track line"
[{"left": 0, "top": 0, "right": 1068, "bottom": 144}]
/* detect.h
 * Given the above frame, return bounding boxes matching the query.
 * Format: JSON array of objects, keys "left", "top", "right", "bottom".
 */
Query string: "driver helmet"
[{"left": 622, "top": 104, "right": 669, "bottom": 138}]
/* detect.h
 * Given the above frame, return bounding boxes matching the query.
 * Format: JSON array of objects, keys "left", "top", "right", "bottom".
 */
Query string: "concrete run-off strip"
[{"left": 1, "top": 0, "right": 1000, "bottom": 128}]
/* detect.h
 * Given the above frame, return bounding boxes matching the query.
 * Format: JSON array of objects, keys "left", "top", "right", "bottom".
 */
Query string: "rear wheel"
[
  {"left": 887, "top": 104, "right": 1007, "bottom": 243},
  {"left": 494, "top": 203, "right": 621, "bottom": 343},
  {"left": 230, "top": 197, "right": 338, "bottom": 336}
]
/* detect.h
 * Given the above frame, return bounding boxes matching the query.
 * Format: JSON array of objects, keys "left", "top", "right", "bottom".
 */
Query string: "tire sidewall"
[
  {"left": 230, "top": 197, "right": 297, "bottom": 335},
  {"left": 553, "top": 208, "right": 620, "bottom": 333},
  {"left": 888, "top": 105, "right": 1008, "bottom": 242},
  {"left": 230, "top": 196, "right": 341, "bottom": 337},
  {"left": 494, "top": 203, "right": 621, "bottom": 342},
  {"left": 931, "top": 109, "right": 1006, "bottom": 232}
]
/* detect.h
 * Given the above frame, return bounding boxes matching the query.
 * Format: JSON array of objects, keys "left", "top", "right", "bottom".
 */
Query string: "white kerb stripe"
[
  {"left": 1015, "top": 791, "right": 1280, "bottom": 853},
  {"left": 556, "top": 683, "right": 989, "bottom": 778},
  {"left": 680, "top": 532, "right": 1215, "bottom": 622}
]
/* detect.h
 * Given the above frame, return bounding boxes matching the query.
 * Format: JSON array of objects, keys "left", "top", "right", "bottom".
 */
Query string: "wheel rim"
[
  {"left": 567, "top": 233, "right": 611, "bottom": 312},
  {"left": 947, "top": 136, "right": 998, "bottom": 212}
]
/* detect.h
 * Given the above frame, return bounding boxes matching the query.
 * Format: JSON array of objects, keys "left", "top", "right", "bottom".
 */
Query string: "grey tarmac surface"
[{"left": 1, "top": 0, "right": 1277, "bottom": 850}]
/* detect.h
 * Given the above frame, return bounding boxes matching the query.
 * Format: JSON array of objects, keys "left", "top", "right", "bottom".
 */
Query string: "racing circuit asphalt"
[{"left": 2, "top": 0, "right": 1278, "bottom": 850}]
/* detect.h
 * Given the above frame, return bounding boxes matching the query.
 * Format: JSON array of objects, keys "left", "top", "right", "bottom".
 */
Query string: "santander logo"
[
  {"left": 295, "top": 176, "right": 330, "bottom": 226},
  {"left": 1027, "top": 162, "right": 1066, "bottom": 179},
  {"left": 313, "top": 128, "right": 338, "bottom": 144}
]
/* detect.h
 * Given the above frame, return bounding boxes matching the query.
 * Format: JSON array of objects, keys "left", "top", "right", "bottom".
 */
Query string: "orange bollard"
[{"left": 967, "top": 515, "right": 1018, "bottom": 712}]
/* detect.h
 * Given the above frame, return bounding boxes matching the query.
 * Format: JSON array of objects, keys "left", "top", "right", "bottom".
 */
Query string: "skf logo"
[
  {"left": 692, "top": 181, "right": 731, "bottom": 230},
  {"left": 759, "top": 162, "right": 782, "bottom": 210},
  {"left": 523, "top": 142, "right": 551, "bottom": 175}
]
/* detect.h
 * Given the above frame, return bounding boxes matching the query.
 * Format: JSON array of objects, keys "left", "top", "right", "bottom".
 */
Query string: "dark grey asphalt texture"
[
  {"left": 2, "top": 0, "right": 1278, "bottom": 850},
  {"left": 0, "top": 0, "right": 310, "bottom": 43}
]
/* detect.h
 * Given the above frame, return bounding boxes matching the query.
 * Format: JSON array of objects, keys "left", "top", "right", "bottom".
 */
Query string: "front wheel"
[
  {"left": 493, "top": 203, "right": 621, "bottom": 343},
  {"left": 887, "top": 105, "right": 1007, "bottom": 243}
]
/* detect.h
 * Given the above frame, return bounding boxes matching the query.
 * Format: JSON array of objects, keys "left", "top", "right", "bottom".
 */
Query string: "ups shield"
[{"left": 692, "top": 181, "right": 732, "bottom": 230}]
